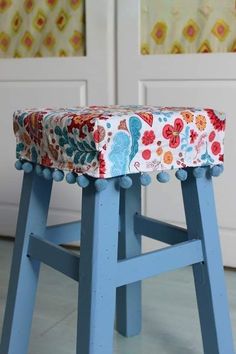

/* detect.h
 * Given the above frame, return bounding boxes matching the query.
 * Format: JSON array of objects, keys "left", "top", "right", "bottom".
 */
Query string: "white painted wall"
[
  {"left": 117, "top": 0, "right": 236, "bottom": 267},
  {"left": 0, "top": 0, "right": 115, "bottom": 236}
]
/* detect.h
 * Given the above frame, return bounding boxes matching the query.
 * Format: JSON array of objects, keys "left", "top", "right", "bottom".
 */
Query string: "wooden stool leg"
[
  {"left": 76, "top": 179, "right": 120, "bottom": 354},
  {"left": 181, "top": 168, "right": 235, "bottom": 354},
  {"left": 116, "top": 174, "right": 142, "bottom": 337},
  {"left": 0, "top": 172, "right": 52, "bottom": 354}
]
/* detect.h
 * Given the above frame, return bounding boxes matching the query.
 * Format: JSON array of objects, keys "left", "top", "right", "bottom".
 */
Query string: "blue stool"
[{"left": 1, "top": 106, "right": 234, "bottom": 354}]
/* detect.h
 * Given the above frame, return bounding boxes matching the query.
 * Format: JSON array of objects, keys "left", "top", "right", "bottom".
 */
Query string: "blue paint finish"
[
  {"left": 77, "top": 178, "right": 120, "bottom": 354},
  {"left": 35, "top": 164, "right": 43, "bottom": 176},
  {"left": 181, "top": 167, "right": 235, "bottom": 354},
  {"left": 116, "top": 174, "right": 142, "bottom": 337},
  {"left": 28, "top": 235, "right": 80, "bottom": 281},
  {"left": 116, "top": 240, "right": 203, "bottom": 287},
  {"left": 0, "top": 171, "right": 52, "bottom": 354},
  {"left": 134, "top": 214, "right": 188, "bottom": 245},
  {"left": 45, "top": 221, "right": 81, "bottom": 244}
]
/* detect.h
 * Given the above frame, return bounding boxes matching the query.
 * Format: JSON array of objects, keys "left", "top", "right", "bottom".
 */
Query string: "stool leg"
[
  {"left": 77, "top": 178, "right": 120, "bottom": 354},
  {"left": 181, "top": 168, "right": 235, "bottom": 354},
  {"left": 116, "top": 174, "right": 142, "bottom": 337},
  {"left": 0, "top": 172, "right": 52, "bottom": 354}
]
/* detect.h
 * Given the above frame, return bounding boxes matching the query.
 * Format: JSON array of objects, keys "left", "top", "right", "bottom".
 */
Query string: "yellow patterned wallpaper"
[
  {"left": 141, "top": 0, "right": 236, "bottom": 55},
  {"left": 0, "top": 0, "right": 85, "bottom": 58}
]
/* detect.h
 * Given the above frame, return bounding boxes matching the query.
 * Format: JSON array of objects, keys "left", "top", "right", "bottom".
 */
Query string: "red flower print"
[
  {"left": 209, "top": 131, "right": 216, "bottom": 142},
  {"left": 93, "top": 126, "right": 106, "bottom": 143},
  {"left": 162, "top": 118, "right": 184, "bottom": 148},
  {"left": 190, "top": 130, "right": 198, "bottom": 144},
  {"left": 142, "top": 130, "right": 156, "bottom": 145},
  {"left": 98, "top": 152, "right": 106, "bottom": 178},
  {"left": 219, "top": 154, "right": 224, "bottom": 162},
  {"left": 142, "top": 149, "right": 151, "bottom": 160},
  {"left": 211, "top": 141, "right": 221, "bottom": 155},
  {"left": 206, "top": 109, "right": 226, "bottom": 132},
  {"left": 41, "top": 153, "right": 53, "bottom": 167}
]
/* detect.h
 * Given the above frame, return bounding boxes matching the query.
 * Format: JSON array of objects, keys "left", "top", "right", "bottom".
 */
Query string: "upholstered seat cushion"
[{"left": 13, "top": 105, "right": 225, "bottom": 178}]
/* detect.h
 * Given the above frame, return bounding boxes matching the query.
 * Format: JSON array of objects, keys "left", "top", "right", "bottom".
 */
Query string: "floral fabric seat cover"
[{"left": 13, "top": 105, "right": 225, "bottom": 178}]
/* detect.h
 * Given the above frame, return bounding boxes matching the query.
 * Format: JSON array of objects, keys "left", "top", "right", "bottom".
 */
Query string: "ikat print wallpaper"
[
  {"left": 0, "top": 0, "right": 85, "bottom": 58},
  {"left": 141, "top": 0, "right": 236, "bottom": 55}
]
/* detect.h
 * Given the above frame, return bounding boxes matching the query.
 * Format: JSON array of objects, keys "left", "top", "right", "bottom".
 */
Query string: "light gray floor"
[{"left": 0, "top": 239, "right": 235, "bottom": 354}]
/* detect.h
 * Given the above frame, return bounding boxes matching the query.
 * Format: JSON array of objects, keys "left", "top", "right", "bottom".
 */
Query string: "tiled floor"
[{"left": 0, "top": 239, "right": 235, "bottom": 354}]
